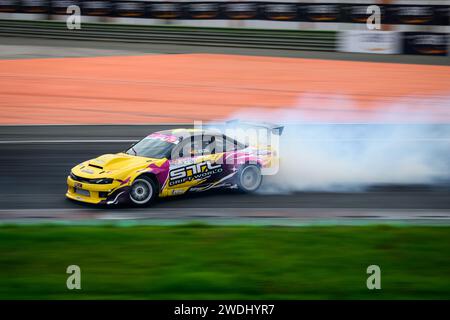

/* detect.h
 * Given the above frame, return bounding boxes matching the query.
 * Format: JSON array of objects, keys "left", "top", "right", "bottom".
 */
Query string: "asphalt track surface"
[
  {"left": 0, "top": 125, "right": 449, "bottom": 223},
  {"left": 0, "top": 37, "right": 449, "bottom": 222}
]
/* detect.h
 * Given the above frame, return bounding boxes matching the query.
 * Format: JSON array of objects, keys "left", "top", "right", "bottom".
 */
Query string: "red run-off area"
[{"left": 1, "top": 54, "right": 449, "bottom": 124}]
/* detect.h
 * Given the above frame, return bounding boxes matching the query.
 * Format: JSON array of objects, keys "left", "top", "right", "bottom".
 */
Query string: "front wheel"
[
  {"left": 129, "top": 176, "right": 157, "bottom": 206},
  {"left": 237, "top": 164, "right": 262, "bottom": 193}
]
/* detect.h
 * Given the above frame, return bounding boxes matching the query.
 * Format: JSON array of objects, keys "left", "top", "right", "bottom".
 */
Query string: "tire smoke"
[{"left": 223, "top": 94, "right": 450, "bottom": 192}]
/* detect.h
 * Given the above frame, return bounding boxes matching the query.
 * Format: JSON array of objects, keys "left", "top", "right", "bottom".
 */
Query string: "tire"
[
  {"left": 129, "top": 176, "right": 157, "bottom": 206},
  {"left": 237, "top": 164, "right": 262, "bottom": 193}
]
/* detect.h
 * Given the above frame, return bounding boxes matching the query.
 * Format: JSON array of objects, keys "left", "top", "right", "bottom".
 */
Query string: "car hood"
[{"left": 72, "top": 153, "right": 163, "bottom": 178}]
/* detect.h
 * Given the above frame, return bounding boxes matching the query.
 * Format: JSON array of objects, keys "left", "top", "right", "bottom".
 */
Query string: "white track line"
[{"left": 0, "top": 139, "right": 138, "bottom": 144}]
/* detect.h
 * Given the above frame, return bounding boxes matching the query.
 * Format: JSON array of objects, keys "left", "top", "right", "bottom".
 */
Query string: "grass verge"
[{"left": 0, "top": 224, "right": 448, "bottom": 299}]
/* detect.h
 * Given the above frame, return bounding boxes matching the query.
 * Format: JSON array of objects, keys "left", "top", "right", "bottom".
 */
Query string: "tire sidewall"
[
  {"left": 237, "top": 164, "right": 262, "bottom": 193},
  {"left": 129, "top": 176, "right": 157, "bottom": 206}
]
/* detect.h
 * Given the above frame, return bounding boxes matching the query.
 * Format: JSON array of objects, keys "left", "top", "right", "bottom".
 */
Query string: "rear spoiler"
[{"left": 225, "top": 119, "right": 284, "bottom": 136}]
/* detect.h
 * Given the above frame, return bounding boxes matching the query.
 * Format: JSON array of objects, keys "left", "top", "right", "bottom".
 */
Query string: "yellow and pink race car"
[{"left": 66, "top": 122, "right": 282, "bottom": 206}]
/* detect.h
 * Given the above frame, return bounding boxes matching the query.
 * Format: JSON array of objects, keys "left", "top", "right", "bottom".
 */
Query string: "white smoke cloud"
[{"left": 222, "top": 93, "right": 450, "bottom": 193}]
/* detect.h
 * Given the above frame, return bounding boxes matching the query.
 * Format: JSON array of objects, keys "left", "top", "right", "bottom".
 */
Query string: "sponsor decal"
[
  {"left": 433, "top": 6, "right": 450, "bottom": 26},
  {"left": 21, "top": 0, "right": 49, "bottom": 13},
  {"left": 147, "top": 133, "right": 179, "bottom": 144},
  {"left": 169, "top": 160, "right": 222, "bottom": 186},
  {"left": 302, "top": 4, "right": 340, "bottom": 22},
  {"left": 51, "top": 0, "right": 79, "bottom": 15},
  {"left": 118, "top": 176, "right": 130, "bottom": 186},
  {"left": 114, "top": 1, "right": 145, "bottom": 17},
  {"left": 389, "top": 5, "right": 434, "bottom": 25},
  {"left": 0, "top": 0, "right": 19, "bottom": 13},
  {"left": 343, "top": 5, "right": 367, "bottom": 23},
  {"left": 403, "top": 32, "right": 448, "bottom": 56},
  {"left": 149, "top": 2, "right": 181, "bottom": 19},
  {"left": 9, "top": 1, "right": 448, "bottom": 27},
  {"left": 341, "top": 4, "right": 386, "bottom": 24},
  {"left": 263, "top": 3, "right": 297, "bottom": 21},
  {"left": 81, "top": 0, "right": 111, "bottom": 16},
  {"left": 223, "top": 2, "right": 258, "bottom": 19},
  {"left": 186, "top": 2, "right": 220, "bottom": 19}
]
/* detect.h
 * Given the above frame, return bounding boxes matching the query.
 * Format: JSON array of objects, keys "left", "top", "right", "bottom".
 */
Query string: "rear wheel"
[
  {"left": 237, "top": 164, "right": 262, "bottom": 193},
  {"left": 129, "top": 176, "right": 157, "bottom": 206}
]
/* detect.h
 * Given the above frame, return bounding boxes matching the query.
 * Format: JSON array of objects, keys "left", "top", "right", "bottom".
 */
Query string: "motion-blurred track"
[{"left": 0, "top": 125, "right": 449, "bottom": 223}]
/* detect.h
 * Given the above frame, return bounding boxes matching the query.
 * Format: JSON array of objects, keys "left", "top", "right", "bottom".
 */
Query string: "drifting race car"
[{"left": 66, "top": 122, "right": 282, "bottom": 206}]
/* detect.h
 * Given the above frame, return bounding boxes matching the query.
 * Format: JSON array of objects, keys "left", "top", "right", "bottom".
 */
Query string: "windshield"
[{"left": 125, "top": 135, "right": 177, "bottom": 159}]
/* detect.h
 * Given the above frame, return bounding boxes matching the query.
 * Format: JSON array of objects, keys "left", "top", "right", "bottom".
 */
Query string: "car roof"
[{"left": 154, "top": 128, "right": 223, "bottom": 139}]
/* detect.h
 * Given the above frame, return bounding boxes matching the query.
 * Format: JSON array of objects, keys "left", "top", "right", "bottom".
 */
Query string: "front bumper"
[{"left": 66, "top": 175, "right": 127, "bottom": 205}]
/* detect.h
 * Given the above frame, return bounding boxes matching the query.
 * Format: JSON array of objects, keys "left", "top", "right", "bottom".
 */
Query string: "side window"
[
  {"left": 202, "top": 135, "right": 240, "bottom": 154},
  {"left": 191, "top": 136, "right": 204, "bottom": 157},
  {"left": 171, "top": 138, "right": 191, "bottom": 159},
  {"left": 173, "top": 135, "right": 203, "bottom": 158},
  {"left": 202, "top": 135, "right": 220, "bottom": 155},
  {"left": 171, "top": 135, "right": 240, "bottom": 159},
  {"left": 223, "top": 136, "right": 244, "bottom": 152}
]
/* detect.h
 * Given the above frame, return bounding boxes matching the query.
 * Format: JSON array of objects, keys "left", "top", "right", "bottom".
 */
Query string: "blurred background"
[
  {"left": 0, "top": 0, "right": 448, "bottom": 56},
  {"left": 0, "top": 0, "right": 449, "bottom": 299}
]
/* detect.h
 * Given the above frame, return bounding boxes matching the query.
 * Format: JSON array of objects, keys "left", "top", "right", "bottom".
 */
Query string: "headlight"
[
  {"left": 69, "top": 171, "right": 113, "bottom": 184},
  {"left": 91, "top": 178, "right": 114, "bottom": 184}
]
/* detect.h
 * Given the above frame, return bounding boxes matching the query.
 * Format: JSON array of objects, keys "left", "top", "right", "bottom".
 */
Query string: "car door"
[{"left": 164, "top": 135, "right": 223, "bottom": 195}]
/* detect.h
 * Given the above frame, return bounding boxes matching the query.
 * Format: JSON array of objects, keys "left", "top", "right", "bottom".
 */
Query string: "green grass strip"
[{"left": 0, "top": 224, "right": 448, "bottom": 299}]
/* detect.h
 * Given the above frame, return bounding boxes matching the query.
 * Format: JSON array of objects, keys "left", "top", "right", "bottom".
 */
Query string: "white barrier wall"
[{"left": 338, "top": 31, "right": 402, "bottom": 54}]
